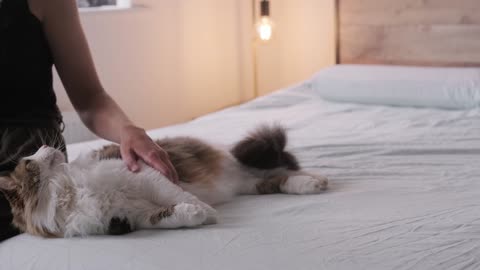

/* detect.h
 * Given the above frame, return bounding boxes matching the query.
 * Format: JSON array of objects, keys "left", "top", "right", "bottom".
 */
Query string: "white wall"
[
  {"left": 55, "top": 0, "right": 253, "bottom": 130},
  {"left": 255, "top": 0, "right": 336, "bottom": 95},
  {"left": 55, "top": 0, "right": 335, "bottom": 131}
]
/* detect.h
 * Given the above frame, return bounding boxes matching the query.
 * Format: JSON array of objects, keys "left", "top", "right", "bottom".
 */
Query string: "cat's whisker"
[
  {"left": 54, "top": 132, "right": 63, "bottom": 148},
  {"left": 49, "top": 130, "right": 58, "bottom": 148},
  {"left": 37, "top": 128, "right": 48, "bottom": 147},
  {"left": 3, "top": 150, "right": 20, "bottom": 165}
]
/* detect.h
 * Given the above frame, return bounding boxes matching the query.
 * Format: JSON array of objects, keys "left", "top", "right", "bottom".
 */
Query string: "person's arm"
[{"left": 37, "top": 0, "right": 178, "bottom": 182}]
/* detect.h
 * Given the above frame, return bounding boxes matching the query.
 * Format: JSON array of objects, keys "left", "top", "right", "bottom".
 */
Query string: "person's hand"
[{"left": 119, "top": 125, "right": 179, "bottom": 183}]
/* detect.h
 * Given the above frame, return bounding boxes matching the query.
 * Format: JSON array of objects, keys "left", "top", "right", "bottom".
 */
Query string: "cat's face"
[
  {"left": 0, "top": 146, "right": 66, "bottom": 235},
  {"left": 0, "top": 146, "right": 65, "bottom": 192}
]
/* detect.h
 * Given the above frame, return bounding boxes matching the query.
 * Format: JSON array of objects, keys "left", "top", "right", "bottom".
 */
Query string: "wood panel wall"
[{"left": 338, "top": 0, "right": 480, "bottom": 66}]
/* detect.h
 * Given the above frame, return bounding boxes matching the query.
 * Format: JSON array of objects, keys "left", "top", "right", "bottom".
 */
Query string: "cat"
[{"left": 0, "top": 125, "right": 328, "bottom": 238}]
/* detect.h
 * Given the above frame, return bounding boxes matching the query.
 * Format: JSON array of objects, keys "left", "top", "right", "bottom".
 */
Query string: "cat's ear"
[{"left": 0, "top": 176, "right": 15, "bottom": 191}]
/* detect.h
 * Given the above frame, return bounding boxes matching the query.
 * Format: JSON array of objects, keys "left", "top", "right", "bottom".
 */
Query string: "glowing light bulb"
[
  {"left": 254, "top": 0, "right": 273, "bottom": 42},
  {"left": 256, "top": 16, "right": 274, "bottom": 41}
]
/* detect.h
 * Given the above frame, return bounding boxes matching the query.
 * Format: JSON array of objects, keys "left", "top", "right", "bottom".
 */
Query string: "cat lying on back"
[{"left": 0, "top": 125, "right": 328, "bottom": 237}]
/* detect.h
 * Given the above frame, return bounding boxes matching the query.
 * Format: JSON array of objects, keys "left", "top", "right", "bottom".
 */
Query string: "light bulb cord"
[{"left": 260, "top": 0, "right": 270, "bottom": 17}]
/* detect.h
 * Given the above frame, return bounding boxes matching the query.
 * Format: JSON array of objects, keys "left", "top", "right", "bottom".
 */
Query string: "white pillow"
[{"left": 308, "top": 64, "right": 480, "bottom": 109}]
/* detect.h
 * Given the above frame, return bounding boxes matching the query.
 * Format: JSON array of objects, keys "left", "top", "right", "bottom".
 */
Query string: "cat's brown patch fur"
[
  {"left": 149, "top": 205, "right": 175, "bottom": 225},
  {"left": 96, "top": 137, "right": 224, "bottom": 184},
  {"left": 0, "top": 160, "right": 59, "bottom": 237},
  {"left": 96, "top": 145, "right": 122, "bottom": 160},
  {"left": 156, "top": 137, "right": 223, "bottom": 184},
  {"left": 1, "top": 189, "right": 25, "bottom": 232},
  {"left": 256, "top": 174, "right": 289, "bottom": 194}
]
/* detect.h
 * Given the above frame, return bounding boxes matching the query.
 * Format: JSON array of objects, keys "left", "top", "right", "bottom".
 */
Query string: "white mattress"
[{"left": 1, "top": 83, "right": 480, "bottom": 270}]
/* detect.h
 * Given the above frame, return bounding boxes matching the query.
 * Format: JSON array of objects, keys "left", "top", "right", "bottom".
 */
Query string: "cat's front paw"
[{"left": 282, "top": 174, "right": 328, "bottom": 195}]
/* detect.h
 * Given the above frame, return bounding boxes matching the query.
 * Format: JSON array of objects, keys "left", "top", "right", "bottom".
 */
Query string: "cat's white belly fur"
[{"left": 62, "top": 160, "right": 221, "bottom": 237}]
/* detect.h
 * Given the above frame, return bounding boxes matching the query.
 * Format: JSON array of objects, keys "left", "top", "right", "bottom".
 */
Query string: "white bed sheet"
[{"left": 1, "top": 83, "right": 480, "bottom": 270}]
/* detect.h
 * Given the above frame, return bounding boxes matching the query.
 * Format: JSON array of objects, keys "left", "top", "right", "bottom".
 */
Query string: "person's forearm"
[
  {"left": 41, "top": 0, "right": 178, "bottom": 179},
  {"left": 77, "top": 91, "right": 137, "bottom": 144}
]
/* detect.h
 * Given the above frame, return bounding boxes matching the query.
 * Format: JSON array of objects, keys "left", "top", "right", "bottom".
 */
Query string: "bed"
[
  {"left": 2, "top": 1, "right": 480, "bottom": 269},
  {"left": 1, "top": 64, "right": 479, "bottom": 270}
]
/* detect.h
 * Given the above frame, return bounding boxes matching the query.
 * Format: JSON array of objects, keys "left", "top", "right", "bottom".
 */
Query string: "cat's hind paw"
[
  {"left": 202, "top": 204, "right": 218, "bottom": 225},
  {"left": 282, "top": 174, "right": 328, "bottom": 195},
  {"left": 173, "top": 203, "right": 208, "bottom": 227}
]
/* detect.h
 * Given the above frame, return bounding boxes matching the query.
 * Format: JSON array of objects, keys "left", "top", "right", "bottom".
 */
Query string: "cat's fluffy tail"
[{"left": 230, "top": 124, "right": 300, "bottom": 171}]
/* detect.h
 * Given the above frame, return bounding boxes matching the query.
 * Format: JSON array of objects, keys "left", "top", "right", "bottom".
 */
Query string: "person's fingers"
[
  {"left": 120, "top": 145, "right": 140, "bottom": 172},
  {"left": 164, "top": 158, "right": 179, "bottom": 183},
  {"left": 122, "top": 133, "right": 178, "bottom": 181},
  {"left": 145, "top": 150, "right": 178, "bottom": 183},
  {"left": 156, "top": 150, "right": 179, "bottom": 182},
  {"left": 143, "top": 150, "right": 169, "bottom": 176},
  {"left": 157, "top": 156, "right": 177, "bottom": 183}
]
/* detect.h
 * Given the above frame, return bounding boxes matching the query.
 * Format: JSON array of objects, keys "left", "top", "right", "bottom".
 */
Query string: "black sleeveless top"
[{"left": 0, "top": 0, "right": 62, "bottom": 127}]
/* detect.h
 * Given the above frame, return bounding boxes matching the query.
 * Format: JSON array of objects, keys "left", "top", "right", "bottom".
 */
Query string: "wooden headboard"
[{"left": 336, "top": 0, "right": 480, "bottom": 67}]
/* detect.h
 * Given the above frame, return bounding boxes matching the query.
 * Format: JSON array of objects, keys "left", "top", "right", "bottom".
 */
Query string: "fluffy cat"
[{"left": 0, "top": 125, "right": 328, "bottom": 237}]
